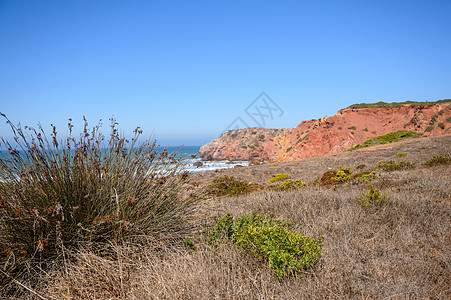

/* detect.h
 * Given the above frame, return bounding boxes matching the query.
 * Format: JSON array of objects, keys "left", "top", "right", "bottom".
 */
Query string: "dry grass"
[{"left": 4, "top": 135, "right": 451, "bottom": 299}]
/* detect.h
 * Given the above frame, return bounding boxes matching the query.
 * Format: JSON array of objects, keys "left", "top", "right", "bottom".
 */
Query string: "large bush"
[{"left": 0, "top": 115, "right": 200, "bottom": 287}]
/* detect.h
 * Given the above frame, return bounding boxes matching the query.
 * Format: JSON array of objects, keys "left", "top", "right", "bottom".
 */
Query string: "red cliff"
[{"left": 199, "top": 101, "right": 451, "bottom": 162}]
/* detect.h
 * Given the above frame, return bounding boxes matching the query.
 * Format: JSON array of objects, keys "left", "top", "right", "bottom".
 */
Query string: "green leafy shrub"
[
  {"left": 0, "top": 116, "right": 200, "bottom": 286},
  {"left": 338, "top": 127, "right": 342, "bottom": 130},
  {"left": 268, "top": 173, "right": 291, "bottom": 183},
  {"left": 334, "top": 167, "right": 353, "bottom": 182},
  {"left": 320, "top": 168, "right": 352, "bottom": 185},
  {"left": 371, "top": 131, "right": 377, "bottom": 135},
  {"left": 273, "top": 179, "right": 307, "bottom": 191},
  {"left": 208, "top": 213, "right": 323, "bottom": 279},
  {"left": 356, "top": 185, "right": 389, "bottom": 209},
  {"left": 394, "top": 152, "right": 407, "bottom": 157},
  {"left": 363, "top": 128, "right": 369, "bottom": 132},
  {"left": 348, "top": 126, "right": 357, "bottom": 130},
  {"left": 207, "top": 175, "right": 251, "bottom": 196},
  {"left": 347, "top": 131, "right": 421, "bottom": 151},
  {"left": 352, "top": 172, "right": 378, "bottom": 183},
  {"left": 376, "top": 160, "right": 415, "bottom": 171},
  {"left": 424, "top": 125, "right": 434, "bottom": 133},
  {"left": 424, "top": 154, "right": 451, "bottom": 166}
]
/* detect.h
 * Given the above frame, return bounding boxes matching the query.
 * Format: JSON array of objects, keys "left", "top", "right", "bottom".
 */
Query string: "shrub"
[
  {"left": 273, "top": 179, "right": 307, "bottom": 191},
  {"left": 338, "top": 127, "right": 342, "bottom": 130},
  {"left": 352, "top": 172, "right": 378, "bottom": 184},
  {"left": 258, "top": 135, "right": 265, "bottom": 140},
  {"left": 424, "top": 154, "right": 451, "bottom": 166},
  {"left": 356, "top": 185, "right": 389, "bottom": 209},
  {"left": 437, "top": 123, "right": 445, "bottom": 129},
  {"left": 0, "top": 116, "right": 200, "bottom": 286},
  {"left": 347, "top": 131, "right": 421, "bottom": 151},
  {"left": 376, "top": 160, "right": 415, "bottom": 171},
  {"left": 371, "top": 131, "right": 377, "bottom": 135},
  {"left": 348, "top": 126, "right": 357, "bottom": 130},
  {"left": 268, "top": 173, "right": 291, "bottom": 183},
  {"left": 207, "top": 175, "right": 250, "bottom": 196},
  {"left": 438, "top": 109, "right": 444, "bottom": 116},
  {"left": 334, "top": 167, "right": 353, "bottom": 182},
  {"left": 356, "top": 164, "right": 366, "bottom": 170},
  {"left": 394, "top": 152, "right": 407, "bottom": 157},
  {"left": 363, "top": 128, "right": 369, "bottom": 132},
  {"left": 424, "top": 125, "right": 434, "bottom": 133},
  {"left": 208, "top": 213, "right": 323, "bottom": 278},
  {"left": 320, "top": 168, "right": 352, "bottom": 185}
]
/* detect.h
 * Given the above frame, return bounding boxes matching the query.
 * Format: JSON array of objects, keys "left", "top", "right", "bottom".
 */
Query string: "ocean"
[{"left": 165, "top": 146, "right": 249, "bottom": 173}]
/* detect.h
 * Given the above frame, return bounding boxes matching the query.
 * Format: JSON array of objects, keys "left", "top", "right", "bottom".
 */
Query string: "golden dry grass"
[{"left": 5, "top": 135, "right": 451, "bottom": 299}]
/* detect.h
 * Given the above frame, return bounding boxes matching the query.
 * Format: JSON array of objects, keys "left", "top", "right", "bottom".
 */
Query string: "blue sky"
[{"left": 1, "top": 0, "right": 450, "bottom": 146}]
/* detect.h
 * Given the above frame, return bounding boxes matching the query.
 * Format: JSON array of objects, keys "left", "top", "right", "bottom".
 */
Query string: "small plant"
[
  {"left": 376, "top": 160, "right": 415, "bottom": 171},
  {"left": 363, "top": 128, "right": 369, "bottom": 132},
  {"left": 424, "top": 154, "right": 451, "bottom": 166},
  {"left": 208, "top": 213, "right": 323, "bottom": 279},
  {"left": 348, "top": 126, "right": 357, "bottom": 130},
  {"left": 268, "top": 173, "right": 291, "bottom": 183},
  {"left": 338, "top": 127, "right": 342, "bottom": 130},
  {"left": 259, "top": 134, "right": 265, "bottom": 140},
  {"left": 356, "top": 185, "right": 389, "bottom": 209},
  {"left": 438, "top": 109, "right": 444, "bottom": 116},
  {"left": 334, "top": 167, "right": 353, "bottom": 182},
  {"left": 231, "top": 133, "right": 237, "bottom": 139},
  {"left": 437, "top": 123, "right": 445, "bottom": 129},
  {"left": 371, "top": 131, "right": 377, "bottom": 135},
  {"left": 424, "top": 125, "right": 434, "bottom": 133},
  {"left": 320, "top": 168, "right": 353, "bottom": 185},
  {"left": 356, "top": 164, "right": 366, "bottom": 169},
  {"left": 207, "top": 175, "right": 251, "bottom": 196},
  {"left": 352, "top": 172, "right": 378, "bottom": 183},
  {"left": 273, "top": 179, "right": 307, "bottom": 191},
  {"left": 394, "top": 152, "right": 407, "bottom": 157}
]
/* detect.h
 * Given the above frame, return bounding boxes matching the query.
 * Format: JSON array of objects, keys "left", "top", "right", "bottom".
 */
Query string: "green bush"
[
  {"left": 424, "top": 154, "right": 451, "bottom": 166},
  {"left": 347, "top": 131, "right": 421, "bottom": 151},
  {"left": 356, "top": 185, "right": 389, "bottom": 209},
  {"left": 208, "top": 213, "right": 323, "bottom": 279},
  {"left": 334, "top": 167, "right": 353, "bottom": 182},
  {"left": 207, "top": 175, "right": 251, "bottom": 196},
  {"left": 394, "top": 152, "right": 407, "bottom": 157},
  {"left": 0, "top": 116, "right": 200, "bottom": 286},
  {"left": 348, "top": 126, "right": 357, "bottom": 130},
  {"left": 320, "top": 168, "right": 353, "bottom": 185},
  {"left": 273, "top": 179, "right": 307, "bottom": 191},
  {"left": 352, "top": 172, "right": 378, "bottom": 183},
  {"left": 437, "top": 123, "right": 445, "bottom": 129},
  {"left": 376, "top": 160, "right": 415, "bottom": 171},
  {"left": 424, "top": 125, "right": 434, "bottom": 133},
  {"left": 268, "top": 173, "right": 291, "bottom": 183}
]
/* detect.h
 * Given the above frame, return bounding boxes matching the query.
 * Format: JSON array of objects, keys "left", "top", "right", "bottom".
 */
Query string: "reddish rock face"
[{"left": 199, "top": 103, "right": 451, "bottom": 162}]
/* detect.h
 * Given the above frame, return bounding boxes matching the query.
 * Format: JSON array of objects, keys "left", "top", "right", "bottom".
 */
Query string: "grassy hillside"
[{"left": 6, "top": 135, "right": 448, "bottom": 299}]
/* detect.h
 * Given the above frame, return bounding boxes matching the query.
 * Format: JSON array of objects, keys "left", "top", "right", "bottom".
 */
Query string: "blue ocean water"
[
  {"left": 165, "top": 146, "right": 248, "bottom": 173},
  {"left": 0, "top": 146, "right": 248, "bottom": 174}
]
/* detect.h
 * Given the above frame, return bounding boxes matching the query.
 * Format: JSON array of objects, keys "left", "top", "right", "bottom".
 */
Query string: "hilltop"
[{"left": 199, "top": 99, "right": 451, "bottom": 161}]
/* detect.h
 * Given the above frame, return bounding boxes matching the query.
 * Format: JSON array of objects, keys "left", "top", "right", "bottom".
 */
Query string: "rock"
[{"left": 199, "top": 102, "right": 451, "bottom": 162}]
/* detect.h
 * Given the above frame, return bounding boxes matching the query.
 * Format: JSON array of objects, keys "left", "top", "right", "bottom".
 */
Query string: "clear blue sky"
[{"left": 1, "top": 0, "right": 450, "bottom": 146}]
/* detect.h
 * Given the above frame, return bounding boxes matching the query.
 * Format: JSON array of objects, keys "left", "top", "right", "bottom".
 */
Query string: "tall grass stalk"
[{"left": 0, "top": 115, "right": 200, "bottom": 293}]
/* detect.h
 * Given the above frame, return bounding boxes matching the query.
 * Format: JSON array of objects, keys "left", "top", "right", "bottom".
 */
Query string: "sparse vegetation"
[
  {"left": 348, "top": 130, "right": 421, "bottom": 151},
  {"left": 207, "top": 213, "right": 323, "bottom": 279},
  {"left": 356, "top": 185, "right": 389, "bottom": 209},
  {"left": 348, "top": 126, "right": 356, "bottom": 130},
  {"left": 438, "top": 122, "right": 445, "bottom": 129},
  {"left": 273, "top": 179, "right": 307, "bottom": 191},
  {"left": 376, "top": 160, "right": 415, "bottom": 171},
  {"left": 394, "top": 152, "right": 407, "bottom": 157},
  {"left": 346, "top": 99, "right": 451, "bottom": 109},
  {"left": 424, "top": 154, "right": 451, "bottom": 166},
  {"left": 363, "top": 128, "right": 369, "bottom": 131},
  {"left": 207, "top": 175, "right": 251, "bottom": 196},
  {"left": 424, "top": 125, "right": 434, "bottom": 133},
  {"left": 268, "top": 173, "right": 291, "bottom": 183}
]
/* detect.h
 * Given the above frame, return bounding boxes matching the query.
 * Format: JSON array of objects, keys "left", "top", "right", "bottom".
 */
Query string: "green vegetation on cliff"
[
  {"left": 347, "top": 131, "right": 422, "bottom": 151},
  {"left": 346, "top": 99, "right": 450, "bottom": 109}
]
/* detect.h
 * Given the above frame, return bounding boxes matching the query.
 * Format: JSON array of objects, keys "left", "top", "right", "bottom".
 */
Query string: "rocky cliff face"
[{"left": 199, "top": 102, "right": 451, "bottom": 162}]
